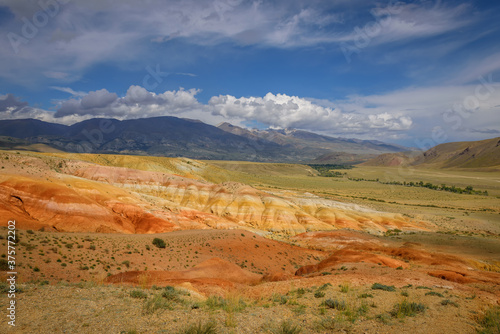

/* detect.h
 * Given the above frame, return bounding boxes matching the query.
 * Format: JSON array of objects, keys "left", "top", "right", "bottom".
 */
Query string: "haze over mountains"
[{"left": 0, "top": 117, "right": 407, "bottom": 163}]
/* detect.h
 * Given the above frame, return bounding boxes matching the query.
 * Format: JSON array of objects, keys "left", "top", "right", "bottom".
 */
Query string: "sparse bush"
[
  {"left": 271, "top": 294, "right": 288, "bottom": 305},
  {"left": 375, "top": 313, "right": 391, "bottom": 324},
  {"left": 371, "top": 283, "right": 395, "bottom": 292},
  {"left": 268, "top": 320, "right": 302, "bottom": 334},
  {"left": 477, "top": 306, "right": 500, "bottom": 333},
  {"left": 0, "top": 282, "right": 9, "bottom": 293},
  {"left": 425, "top": 291, "right": 444, "bottom": 297},
  {"left": 292, "top": 304, "right": 307, "bottom": 315},
  {"left": 315, "top": 317, "right": 340, "bottom": 330},
  {"left": 0, "top": 259, "right": 9, "bottom": 271},
  {"left": 178, "top": 320, "right": 218, "bottom": 334},
  {"left": 323, "top": 299, "right": 347, "bottom": 311},
  {"left": 314, "top": 291, "right": 325, "bottom": 298},
  {"left": 440, "top": 299, "right": 459, "bottom": 307},
  {"left": 390, "top": 299, "right": 426, "bottom": 318},
  {"left": 162, "top": 286, "right": 189, "bottom": 303},
  {"left": 152, "top": 238, "right": 166, "bottom": 249},
  {"left": 205, "top": 296, "right": 227, "bottom": 310},
  {"left": 359, "top": 293, "right": 373, "bottom": 299},
  {"left": 21, "top": 242, "right": 36, "bottom": 251},
  {"left": 143, "top": 294, "right": 173, "bottom": 314},
  {"left": 339, "top": 282, "right": 350, "bottom": 293},
  {"left": 130, "top": 290, "right": 148, "bottom": 299},
  {"left": 416, "top": 286, "right": 432, "bottom": 290}
]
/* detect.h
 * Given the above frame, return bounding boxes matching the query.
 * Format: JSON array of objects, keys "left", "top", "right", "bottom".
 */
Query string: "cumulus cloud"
[
  {"left": 208, "top": 92, "right": 413, "bottom": 136},
  {"left": 0, "top": 93, "right": 94, "bottom": 124},
  {"left": 0, "top": 94, "right": 29, "bottom": 113},
  {"left": 55, "top": 86, "right": 202, "bottom": 118}
]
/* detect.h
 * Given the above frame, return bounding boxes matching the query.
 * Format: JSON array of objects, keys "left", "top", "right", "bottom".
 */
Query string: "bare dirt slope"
[
  {"left": 1, "top": 228, "right": 499, "bottom": 334},
  {"left": 0, "top": 151, "right": 429, "bottom": 234}
]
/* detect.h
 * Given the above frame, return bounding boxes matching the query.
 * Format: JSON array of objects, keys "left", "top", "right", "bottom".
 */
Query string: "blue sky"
[{"left": 0, "top": 0, "right": 499, "bottom": 147}]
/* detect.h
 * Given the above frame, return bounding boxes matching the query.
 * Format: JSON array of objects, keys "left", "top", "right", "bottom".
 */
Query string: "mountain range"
[{"left": 0, "top": 117, "right": 407, "bottom": 162}]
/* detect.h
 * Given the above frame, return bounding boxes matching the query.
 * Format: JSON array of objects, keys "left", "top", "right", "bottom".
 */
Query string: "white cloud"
[
  {"left": 54, "top": 86, "right": 203, "bottom": 119},
  {"left": 448, "top": 52, "right": 500, "bottom": 85},
  {"left": 364, "top": 2, "right": 471, "bottom": 45},
  {"left": 208, "top": 92, "right": 413, "bottom": 136}
]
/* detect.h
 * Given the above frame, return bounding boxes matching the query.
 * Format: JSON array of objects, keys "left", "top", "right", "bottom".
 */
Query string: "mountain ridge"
[
  {"left": 361, "top": 137, "right": 500, "bottom": 170},
  {"left": 0, "top": 117, "right": 407, "bottom": 162}
]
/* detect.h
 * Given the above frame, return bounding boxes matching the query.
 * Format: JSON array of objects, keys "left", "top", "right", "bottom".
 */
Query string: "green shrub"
[
  {"left": 323, "top": 299, "right": 347, "bottom": 311},
  {"left": 271, "top": 294, "right": 288, "bottom": 305},
  {"left": 318, "top": 283, "right": 332, "bottom": 291},
  {"left": 162, "top": 285, "right": 189, "bottom": 303},
  {"left": 390, "top": 300, "right": 426, "bottom": 318},
  {"left": 315, "top": 317, "right": 334, "bottom": 330},
  {"left": 416, "top": 286, "right": 432, "bottom": 290},
  {"left": 440, "top": 299, "right": 459, "bottom": 307},
  {"left": 314, "top": 291, "right": 325, "bottom": 298},
  {"left": 339, "top": 283, "right": 350, "bottom": 293},
  {"left": 152, "top": 238, "right": 166, "bottom": 248},
  {"left": 269, "top": 320, "right": 302, "bottom": 334},
  {"left": 205, "top": 296, "right": 227, "bottom": 310},
  {"left": 477, "top": 306, "right": 500, "bottom": 334},
  {"left": 425, "top": 291, "right": 444, "bottom": 297},
  {"left": 143, "top": 294, "right": 173, "bottom": 314},
  {"left": 130, "top": 290, "right": 148, "bottom": 299},
  {"left": 375, "top": 313, "right": 391, "bottom": 324},
  {"left": 0, "top": 259, "right": 9, "bottom": 271},
  {"left": 371, "top": 283, "right": 395, "bottom": 292},
  {"left": 178, "top": 320, "right": 218, "bottom": 334}
]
